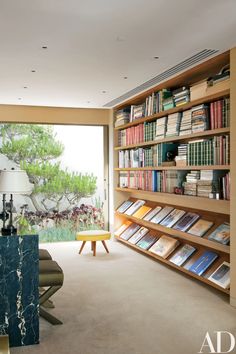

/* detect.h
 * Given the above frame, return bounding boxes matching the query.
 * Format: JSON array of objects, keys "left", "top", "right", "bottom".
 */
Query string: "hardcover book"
[
  {"left": 136, "top": 233, "right": 159, "bottom": 250},
  {"left": 187, "top": 219, "right": 214, "bottom": 237},
  {"left": 160, "top": 209, "right": 186, "bottom": 228},
  {"left": 208, "top": 222, "right": 230, "bottom": 245},
  {"left": 208, "top": 261, "right": 230, "bottom": 289},
  {"left": 117, "top": 200, "right": 134, "bottom": 213},
  {"left": 149, "top": 235, "right": 180, "bottom": 259},
  {"left": 143, "top": 206, "right": 162, "bottom": 221},
  {"left": 188, "top": 251, "right": 218, "bottom": 276},
  {"left": 120, "top": 224, "right": 141, "bottom": 241},
  {"left": 169, "top": 244, "right": 196, "bottom": 266},
  {"left": 132, "top": 205, "right": 152, "bottom": 219},
  {"left": 114, "top": 221, "right": 132, "bottom": 236},
  {"left": 128, "top": 227, "right": 149, "bottom": 244},
  {"left": 125, "top": 199, "right": 146, "bottom": 216},
  {"left": 173, "top": 212, "right": 200, "bottom": 232},
  {"left": 150, "top": 206, "right": 174, "bottom": 224}
]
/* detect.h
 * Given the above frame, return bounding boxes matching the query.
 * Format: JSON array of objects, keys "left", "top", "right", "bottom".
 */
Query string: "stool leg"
[
  {"left": 91, "top": 241, "right": 93, "bottom": 251},
  {"left": 79, "top": 241, "right": 86, "bottom": 254},
  {"left": 102, "top": 240, "right": 109, "bottom": 253},
  {"left": 93, "top": 241, "right": 96, "bottom": 256}
]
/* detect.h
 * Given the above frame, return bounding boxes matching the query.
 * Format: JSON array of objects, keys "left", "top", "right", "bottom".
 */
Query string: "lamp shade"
[{"left": 0, "top": 169, "right": 33, "bottom": 195}]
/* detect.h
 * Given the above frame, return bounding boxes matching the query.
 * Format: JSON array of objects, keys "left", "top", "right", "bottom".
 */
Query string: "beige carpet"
[{"left": 11, "top": 240, "right": 236, "bottom": 354}]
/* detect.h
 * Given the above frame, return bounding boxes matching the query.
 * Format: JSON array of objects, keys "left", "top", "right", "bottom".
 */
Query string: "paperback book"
[
  {"left": 160, "top": 209, "right": 186, "bottom": 228},
  {"left": 136, "top": 233, "right": 159, "bottom": 250},
  {"left": 169, "top": 244, "right": 196, "bottom": 266},
  {"left": 188, "top": 251, "right": 218, "bottom": 276},
  {"left": 187, "top": 219, "right": 214, "bottom": 237},
  {"left": 128, "top": 227, "right": 149, "bottom": 244},
  {"left": 119, "top": 224, "right": 141, "bottom": 241},
  {"left": 208, "top": 261, "right": 230, "bottom": 289},
  {"left": 114, "top": 221, "right": 132, "bottom": 236},
  {"left": 150, "top": 206, "right": 174, "bottom": 224},
  {"left": 116, "top": 200, "right": 133, "bottom": 213},
  {"left": 143, "top": 206, "right": 162, "bottom": 221},
  {"left": 125, "top": 199, "right": 146, "bottom": 215},
  {"left": 208, "top": 222, "right": 230, "bottom": 245},
  {"left": 149, "top": 235, "right": 180, "bottom": 259},
  {"left": 132, "top": 205, "right": 152, "bottom": 219},
  {"left": 173, "top": 212, "right": 200, "bottom": 232}
]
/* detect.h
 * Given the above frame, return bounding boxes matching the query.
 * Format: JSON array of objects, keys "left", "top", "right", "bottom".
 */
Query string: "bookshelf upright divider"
[{"left": 113, "top": 50, "right": 232, "bottom": 296}]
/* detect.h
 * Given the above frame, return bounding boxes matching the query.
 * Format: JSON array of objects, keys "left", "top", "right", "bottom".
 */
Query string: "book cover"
[
  {"left": 120, "top": 224, "right": 141, "bottom": 241},
  {"left": 125, "top": 199, "right": 145, "bottom": 215},
  {"left": 160, "top": 209, "right": 186, "bottom": 228},
  {"left": 132, "top": 205, "right": 152, "bottom": 219},
  {"left": 208, "top": 261, "right": 230, "bottom": 289},
  {"left": 128, "top": 227, "right": 149, "bottom": 244},
  {"left": 136, "top": 233, "right": 159, "bottom": 250},
  {"left": 150, "top": 206, "right": 174, "bottom": 224},
  {"left": 208, "top": 222, "right": 230, "bottom": 245},
  {"left": 143, "top": 206, "right": 162, "bottom": 221},
  {"left": 188, "top": 251, "right": 218, "bottom": 276},
  {"left": 188, "top": 219, "right": 214, "bottom": 237},
  {"left": 149, "top": 235, "right": 180, "bottom": 259},
  {"left": 169, "top": 244, "right": 196, "bottom": 266},
  {"left": 173, "top": 212, "right": 200, "bottom": 232},
  {"left": 116, "top": 200, "right": 133, "bottom": 213},
  {"left": 114, "top": 221, "right": 132, "bottom": 236}
]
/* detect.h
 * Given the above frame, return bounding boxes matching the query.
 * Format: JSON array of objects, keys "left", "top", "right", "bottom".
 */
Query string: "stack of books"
[
  {"left": 197, "top": 170, "right": 221, "bottom": 198},
  {"left": 145, "top": 92, "right": 159, "bottom": 116},
  {"left": 154, "top": 117, "right": 167, "bottom": 140},
  {"left": 130, "top": 103, "right": 146, "bottom": 122},
  {"left": 172, "top": 87, "right": 190, "bottom": 107},
  {"left": 179, "top": 110, "right": 192, "bottom": 136},
  {"left": 166, "top": 113, "right": 181, "bottom": 137},
  {"left": 163, "top": 96, "right": 174, "bottom": 111},
  {"left": 160, "top": 89, "right": 172, "bottom": 111},
  {"left": 115, "top": 108, "right": 130, "bottom": 127},
  {"left": 118, "top": 124, "right": 144, "bottom": 146},
  {"left": 191, "top": 104, "right": 209, "bottom": 133},
  {"left": 183, "top": 171, "right": 200, "bottom": 196},
  {"left": 175, "top": 144, "right": 188, "bottom": 167},
  {"left": 210, "top": 98, "right": 230, "bottom": 129},
  {"left": 144, "top": 121, "right": 156, "bottom": 141}
]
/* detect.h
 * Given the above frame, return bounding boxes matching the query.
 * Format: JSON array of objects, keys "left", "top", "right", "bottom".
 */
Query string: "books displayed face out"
[
  {"left": 149, "top": 235, "right": 180, "bottom": 259},
  {"left": 173, "top": 212, "right": 200, "bottom": 232},
  {"left": 188, "top": 251, "right": 218, "bottom": 276},
  {"left": 160, "top": 209, "right": 186, "bottom": 228},
  {"left": 136, "top": 233, "right": 159, "bottom": 250},
  {"left": 169, "top": 244, "right": 196, "bottom": 266},
  {"left": 143, "top": 206, "right": 162, "bottom": 221},
  {"left": 128, "top": 227, "right": 149, "bottom": 244},
  {"left": 150, "top": 206, "right": 174, "bottom": 224},
  {"left": 187, "top": 219, "right": 214, "bottom": 237},
  {"left": 132, "top": 205, "right": 152, "bottom": 219},
  {"left": 208, "top": 222, "right": 230, "bottom": 245},
  {"left": 208, "top": 262, "right": 230, "bottom": 289},
  {"left": 125, "top": 200, "right": 145, "bottom": 216},
  {"left": 119, "top": 224, "right": 141, "bottom": 241},
  {"left": 114, "top": 221, "right": 132, "bottom": 236},
  {"left": 117, "top": 200, "right": 134, "bottom": 213}
]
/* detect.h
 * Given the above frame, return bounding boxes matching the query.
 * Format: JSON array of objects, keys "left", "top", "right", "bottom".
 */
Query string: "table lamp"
[{"left": 0, "top": 168, "right": 33, "bottom": 235}]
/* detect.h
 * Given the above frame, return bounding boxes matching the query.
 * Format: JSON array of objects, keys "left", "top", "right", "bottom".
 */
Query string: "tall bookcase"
[{"left": 113, "top": 50, "right": 235, "bottom": 299}]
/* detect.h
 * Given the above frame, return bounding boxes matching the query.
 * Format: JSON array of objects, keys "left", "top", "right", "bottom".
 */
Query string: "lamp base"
[{"left": 1, "top": 226, "right": 17, "bottom": 236}]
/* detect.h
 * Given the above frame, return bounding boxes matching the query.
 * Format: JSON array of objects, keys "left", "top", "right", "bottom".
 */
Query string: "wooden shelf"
[
  {"left": 114, "top": 127, "right": 230, "bottom": 151},
  {"left": 115, "top": 165, "right": 230, "bottom": 171},
  {"left": 115, "top": 188, "right": 230, "bottom": 214},
  {"left": 115, "top": 236, "right": 229, "bottom": 295},
  {"left": 115, "top": 211, "right": 230, "bottom": 254},
  {"left": 114, "top": 89, "right": 230, "bottom": 131}
]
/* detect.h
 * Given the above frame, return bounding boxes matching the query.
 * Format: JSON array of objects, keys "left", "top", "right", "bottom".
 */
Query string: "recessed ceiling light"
[
  {"left": 23, "top": 86, "right": 28, "bottom": 89},
  {"left": 42, "top": 46, "right": 48, "bottom": 49},
  {"left": 123, "top": 76, "right": 128, "bottom": 80},
  {"left": 18, "top": 98, "right": 22, "bottom": 100},
  {"left": 31, "top": 70, "right": 36, "bottom": 73},
  {"left": 87, "top": 101, "right": 91, "bottom": 104},
  {"left": 154, "top": 56, "right": 159, "bottom": 59},
  {"left": 102, "top": 90, "right": 107, "bottom": 94}
]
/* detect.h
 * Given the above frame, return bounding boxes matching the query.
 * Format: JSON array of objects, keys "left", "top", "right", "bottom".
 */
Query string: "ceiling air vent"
[{"left": 104, "top": 49, "right": 218, "bottom": 108}]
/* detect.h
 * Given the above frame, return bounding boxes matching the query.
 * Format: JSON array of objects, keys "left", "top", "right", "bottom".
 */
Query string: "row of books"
[
  {"left": 117, "top": 199, "right": 230, "bottom": 243},
  {"left": 116, "top": 98, "right": 230, "bottom": 144},
  {"left": 115, "top": 220, "right": 230, "bottom": 289},
  {"left": 118, "top": 170, "right": 230, "bottom": 200}
]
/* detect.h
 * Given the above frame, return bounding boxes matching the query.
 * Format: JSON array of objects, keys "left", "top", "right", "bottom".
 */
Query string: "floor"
[{"left": 11, "top": 240, "right": 236, "bottom": 354}]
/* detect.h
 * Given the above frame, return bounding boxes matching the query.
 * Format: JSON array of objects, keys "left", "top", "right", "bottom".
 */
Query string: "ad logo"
[{"left": 199, "top": 331, "right": 235, "bottom": 353}]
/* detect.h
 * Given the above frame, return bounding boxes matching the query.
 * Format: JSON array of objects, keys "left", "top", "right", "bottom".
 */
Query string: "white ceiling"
[{"left": 0, "top": 0, "right": 235, "bottom": 109}]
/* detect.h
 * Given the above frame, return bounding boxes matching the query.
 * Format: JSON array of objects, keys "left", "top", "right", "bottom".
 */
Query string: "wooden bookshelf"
[{"left": 113, "top": 50, "right": 231, "bottom": 295}]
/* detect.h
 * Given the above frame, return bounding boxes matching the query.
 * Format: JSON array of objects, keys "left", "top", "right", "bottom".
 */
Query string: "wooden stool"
[{"left": 76, "top": 230, "right": 111, "bottom": 256}]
